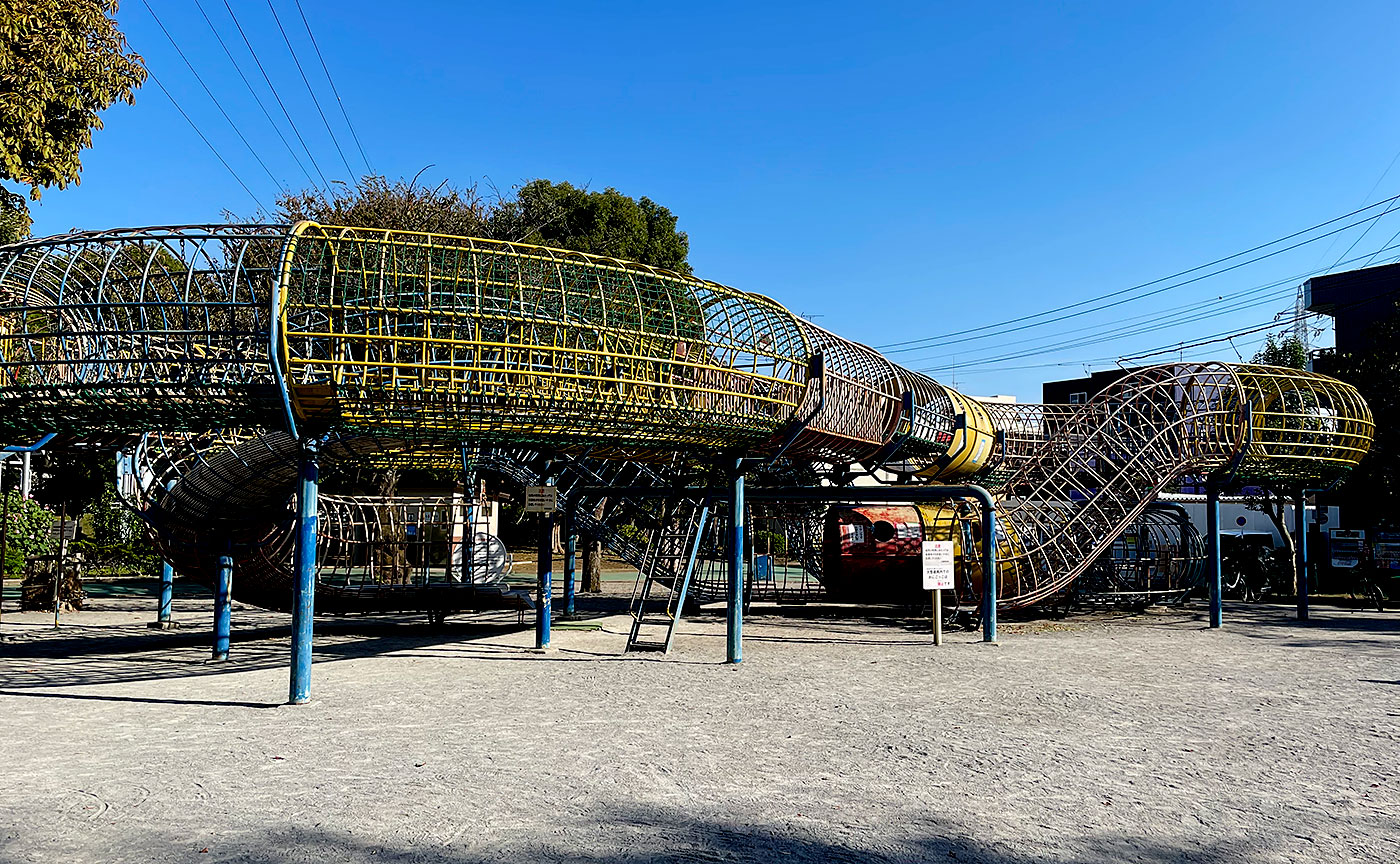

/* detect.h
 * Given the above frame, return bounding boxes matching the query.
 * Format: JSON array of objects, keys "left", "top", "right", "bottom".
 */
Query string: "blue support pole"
[
  {"left": 289, "top": 443, "right": 319, "bottom": 704},
  {"left": 212, "top": 542, "right": 233, "bottom": 660},
  {"left": 563, "top": 512, "right": 576, "bottom": 618},
  {"left": 158, "top": 560, "right": 174, "bottom": 624},
  {"left": 1207, "top": 479, "right": 1222, "bottom": 629},
  {"left": 148, "top": 479, "right": 178, "bottom": 630},
  {"left": 982, "top": 506, "right": 998, "bottom": 643},
  {"left": 536, "top": 509, "right": 553, "bottom": 649},
  {"left": 1296, "top": 489, "right": 1309, "bottom": 622},
  {"left": 727, "top": 470, "right": 745, "bottom": 664}
]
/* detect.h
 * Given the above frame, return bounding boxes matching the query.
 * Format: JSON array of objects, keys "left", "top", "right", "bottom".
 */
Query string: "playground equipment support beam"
[
  {"left": 1207, "top": 479, "right": 1222, "bottom": 629},
  {"left": 213, "top": 541, "right": 233, "bottom": 660},
  {"left": 537, "top": 506, "right": 553, "bottom": 649},
  {"left": 157, "top": 560, "right": 174, "bottom": 626},
  {"left": 289, "top": 442, "right": 319, "bottom": 704},
  {"left": 728, "top": 470, "right": 745, "bottom": 664},
  {"left": 1296, "top": 489, "right": 1310, "bottom": 622}
]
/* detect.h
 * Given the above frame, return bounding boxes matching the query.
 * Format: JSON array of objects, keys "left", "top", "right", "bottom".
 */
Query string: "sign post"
[{"left": 922, "top": 540, "right": 956, "bottom": 646}]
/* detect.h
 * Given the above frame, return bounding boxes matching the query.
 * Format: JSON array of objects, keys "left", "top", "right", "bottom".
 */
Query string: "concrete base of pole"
[{"left": 146, "top": 620, "right": 181, "bottom": 630}]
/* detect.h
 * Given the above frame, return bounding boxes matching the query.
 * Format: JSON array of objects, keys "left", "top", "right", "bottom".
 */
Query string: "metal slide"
[{"left": 0, "top": 224, "right": 1374, "bottom": 612}]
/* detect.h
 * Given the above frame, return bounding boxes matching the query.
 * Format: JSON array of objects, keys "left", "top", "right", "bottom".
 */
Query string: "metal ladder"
[{"left": 626, "top": 496, "right": 712, "bottom": 653}]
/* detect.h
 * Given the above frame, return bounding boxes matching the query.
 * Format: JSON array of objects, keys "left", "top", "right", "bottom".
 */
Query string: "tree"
[
  {"left": 1244, "top": 332, "right": 1310, "bottom": 592},
  {"left": 1252, "top": 333, "right": 1308, "bottom": 369},
  {"left": 0, "top": 0, "right": 146, "bottom": 237},
  {"left": 274, "top": 172, "right": 493, "bottom": 238},
  {"left": 491, "top": 179, "right": 691, "bottom": 273}
]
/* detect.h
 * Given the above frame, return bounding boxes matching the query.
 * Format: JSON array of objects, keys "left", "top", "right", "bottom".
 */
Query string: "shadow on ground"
[{"left": 0, "top": 807, "right": 1273, "bottom": 864}]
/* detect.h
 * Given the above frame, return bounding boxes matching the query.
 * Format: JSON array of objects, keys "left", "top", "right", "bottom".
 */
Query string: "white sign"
[
  {"left": 524, "top": 486, "right": 558, "bottom": 513},
  {"left": 921, "top": 540, "right": 955, "bottom": 590}
]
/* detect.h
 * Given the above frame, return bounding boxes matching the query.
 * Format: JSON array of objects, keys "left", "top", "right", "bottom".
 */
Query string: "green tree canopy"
[
  {"left": 271, "top": 174, "right": 693, "bottom": 274},
  {"left": 1251, "top": 333, "right": 1308, "bottom": 369},
  {"left": 274, "top": 173, "right": 493, "bottom": 238},
  {"left": 495, "top": 180, "right": 691, "bottom": 273},
  {"left": 0, "top": 1, "right": 146, "bottom": 200}
]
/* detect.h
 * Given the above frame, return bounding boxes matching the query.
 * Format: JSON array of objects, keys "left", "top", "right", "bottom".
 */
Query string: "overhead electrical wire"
[
  {"left": 876, "top": 191, "right": 1400, "bottom": 353},
  {"left": 145, "top": 71, "right": 267, "bottom": 211},
  {"left": 223, "top": 0, "right": 332, "bottom": 191},
  {"left": 917, "top": 240, "right": 1400, "bottom": 375},
  {"left": 193, "top": 0, "right": 320, "bottom": 192},
  {"left": 266, "top": 0, "right": 356, "bottom": 179},
  {"left": 141, "top": 0, "right": 283, "bottom": 190},
  {"left": 889, "top": 205, "right": 1400, "bottom": 361},
  {"left": 294, "top": 0, "right": 374, "bottom": 175},
  {"left": 904, "top": 276, "right": 1296, "bottom": 369}
]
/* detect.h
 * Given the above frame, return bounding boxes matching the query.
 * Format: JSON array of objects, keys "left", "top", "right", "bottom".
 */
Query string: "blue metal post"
[
  {"left": 158, "top": 560, "right": 174, "bottom": 624},
  {"left": 536, "top": 509, "right": 553, "bottom": 648},
  {"left": 563, "top": 512, "right": 576, "bottom": 617},
  {"left": 727, "top": 470, "right": 745, "bottom": 664},
  {"left": 212, "top": 542, "right": 233, "bottom": 660},
  {"left": 289, "top": 444, "right": 319, "bottom": 704},
  {"left": 1207, "top": 479, "right": 1222, "bottom": 628},
  {"left": 148, "top": 480, "right": 178, "bottom": 630},
  {"left": 1296, "top": 489, "right": 1309, "bottom": 622},
  {"left": 983, "top": 506, "right": 998, "bottom": 643}
]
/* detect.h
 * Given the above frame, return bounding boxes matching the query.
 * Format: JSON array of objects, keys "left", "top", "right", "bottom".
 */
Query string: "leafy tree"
[
  {"left": 273, "top": 172, "right": 493, "bottom": 238},
  {"left": 1, "top": 188, "right": 30, "bottom": 245},
  {"left": 1243, "top": 331, "right": 1311, "bottom": 590},
  {"left": 495, "top": 179, "right": 691, "bottom": 273},
  {"left": 271, "top": 174, "right": 693, "bottom": 274},
  {"left": 1252, "top": 333, "right": 1308, "bottom": 369},
  {"left": 0, "top": 0, "right": 147, "bottom": 236}
]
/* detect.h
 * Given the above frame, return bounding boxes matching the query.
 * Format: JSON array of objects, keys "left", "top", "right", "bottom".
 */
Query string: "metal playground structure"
[{"left": 0, "top": 223, "right": 1376, "bottom": 700}]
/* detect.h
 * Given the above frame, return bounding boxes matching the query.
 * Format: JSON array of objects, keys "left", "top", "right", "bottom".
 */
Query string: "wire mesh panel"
[
  {"left": 979, "top": 362, "right": 1373, "bottom": 610},
  {"left": 0, "top": 224, "right": 1377, "bottom": 616},
  {"left": 278, "top": 223, "right": 810, "bottom": 453},
  {"left": 0, "top": 226, "right": 288, "bottom": 436}
]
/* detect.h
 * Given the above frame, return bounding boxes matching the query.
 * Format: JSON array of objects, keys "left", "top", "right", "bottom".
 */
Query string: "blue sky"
[{"left": 20, "top": 1, "right": 1400, "bottom": 400}]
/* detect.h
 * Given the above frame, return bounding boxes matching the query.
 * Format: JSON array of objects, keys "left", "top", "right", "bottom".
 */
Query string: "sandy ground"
[{"left": 0, "top": 580, "right": 1396, "bottom": 864}]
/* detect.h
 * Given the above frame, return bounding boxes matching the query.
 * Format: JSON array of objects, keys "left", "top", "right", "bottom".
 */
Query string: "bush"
[
  {"left": 616, "top": 523, "right": 649, "bottom": 547},
  {"left": 753, "top": 529, "right": 787, "bottom": 558},
  {"left": 2, "top": 492, "right": 56, "bottom": 576}
]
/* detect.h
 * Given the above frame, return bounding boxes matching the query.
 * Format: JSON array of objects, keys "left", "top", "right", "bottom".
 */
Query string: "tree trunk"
[
  {"left": 1261, "top": 492, "right": 1296, "bottom": 594},
  {"left": 584, "top": 535, "right": 603, "bottom": 592}
]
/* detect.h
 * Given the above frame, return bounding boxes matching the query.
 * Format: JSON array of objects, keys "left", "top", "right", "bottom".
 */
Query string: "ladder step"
[{"left": 627, "top": 640, "right": 668, "bottom": 652}]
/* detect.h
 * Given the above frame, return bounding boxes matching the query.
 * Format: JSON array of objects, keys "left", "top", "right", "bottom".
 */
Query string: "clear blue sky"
[{"left": 21, "top": 1, "right": 1400, "bottom": 400}]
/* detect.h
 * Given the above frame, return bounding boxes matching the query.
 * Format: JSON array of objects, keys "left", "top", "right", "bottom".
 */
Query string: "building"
[
  {"left": 1305, "top": 261, "right": 1400, "bottom": 357},
  {"left": 1041, "top": 368, "right": 1136, "bottom": 405}
]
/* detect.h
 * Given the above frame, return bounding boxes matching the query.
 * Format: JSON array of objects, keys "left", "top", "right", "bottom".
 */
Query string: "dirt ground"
[{"left": 0, "top": 579, "right": 1396, "bottom": 864}]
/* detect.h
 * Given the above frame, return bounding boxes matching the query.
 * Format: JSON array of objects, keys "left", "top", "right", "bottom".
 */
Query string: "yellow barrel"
[{"left": 916, "top": 388, "right": 998, "bottom": 480}]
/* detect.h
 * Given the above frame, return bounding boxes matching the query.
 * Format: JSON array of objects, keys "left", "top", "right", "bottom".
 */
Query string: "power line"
[
  {"left": 266, "top": 0, "right": 356, "bottom": 179},
  {"left": 914, "top": 240, "right": 1400, "bottom": 375},
  {"left": 876, "top": 191, "right": 1400, "bottom": 353},
  {"left": 900, "top": 276, "right": 1294, "bottom": 369},
  {"left": 141, "top": 0, "right": 283, "bottom": 190},
  {"left": 223, "top": 0, "right": 332, "bottom": 191},
  {"left": 146, "top": 70, "right": 267, "bottom": 211},
  {"left": 1121, "top": 276, "right": 1400, "bottom": 364},
  {"left": 884, "top": 204, "right": 1400, "bottom": 358},
  {"left": 193, "top": 0, "right": 320, "bottom": 191},
  {"left": 294, "top": 0, "right": 373, "bottom": 175}
]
